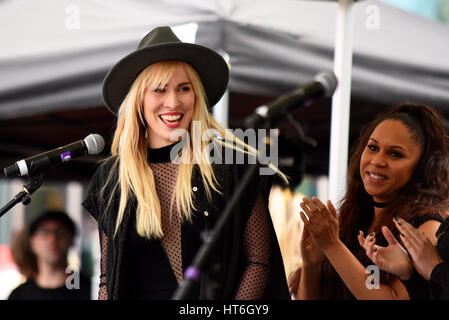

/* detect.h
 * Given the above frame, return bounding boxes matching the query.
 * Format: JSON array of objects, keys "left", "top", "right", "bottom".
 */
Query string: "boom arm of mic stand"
[
  {"left": 171, "top": 163, "right": 260, "bottom": 300},
  {"left": 0, "top": 173, "right": 45, "bottom": 219}
]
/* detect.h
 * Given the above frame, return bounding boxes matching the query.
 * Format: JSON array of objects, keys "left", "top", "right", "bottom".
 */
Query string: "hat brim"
[{"left": 102, "top": 42, "right": 229, "bottom": 114}]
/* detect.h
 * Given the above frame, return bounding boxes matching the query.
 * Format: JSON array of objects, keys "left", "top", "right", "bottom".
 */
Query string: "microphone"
[
  {"left": 245, "top": 71, "right": 338, "bottom": 127},
  {"left": 3, "top": 134, "right": 105, "bottom": 177}
]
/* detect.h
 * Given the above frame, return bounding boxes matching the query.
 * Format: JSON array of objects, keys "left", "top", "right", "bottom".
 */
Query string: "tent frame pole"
[{"left": 328, "top": 0, "right": 355, "bottom": 206}]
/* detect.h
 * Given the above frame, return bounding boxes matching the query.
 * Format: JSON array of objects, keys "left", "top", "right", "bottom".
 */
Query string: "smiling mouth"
[
  {"left": 159, "top": 113, "right": 183, "bottom": 125},
  {"left": 367, "top": 171, "right": 388, "bottom": 181}
]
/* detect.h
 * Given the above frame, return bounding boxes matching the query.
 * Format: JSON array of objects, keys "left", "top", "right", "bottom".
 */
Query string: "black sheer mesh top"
[{"left": 97, "top": 143, "right": 272, "bottom": 299}]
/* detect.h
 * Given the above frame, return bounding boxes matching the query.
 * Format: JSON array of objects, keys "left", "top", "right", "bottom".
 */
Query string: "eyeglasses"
[{"left": 34, "top": 228, "right": 70, "bottom": 237}]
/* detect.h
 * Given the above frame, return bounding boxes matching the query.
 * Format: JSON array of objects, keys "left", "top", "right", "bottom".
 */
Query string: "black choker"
[{"left": 373, "top": 200, "right": 389, "bottom": 208}]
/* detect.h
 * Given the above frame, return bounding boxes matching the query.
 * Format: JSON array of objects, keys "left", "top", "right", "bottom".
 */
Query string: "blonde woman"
[{"left": 82, "top": 26, "right": 290, "bottom": 300}]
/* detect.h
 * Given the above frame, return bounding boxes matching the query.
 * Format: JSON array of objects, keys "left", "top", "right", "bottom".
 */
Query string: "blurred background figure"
[
  {"left": 269, "top": 186, "right": 304, "bottom": 284},
  {"left": 268, "top": 127, "right": 325, "bottom": 287},
  {"left": 0, "top": 244, "right": 22, "bottom": 300},
  {"left": 7, "top": 210, "right": 91, "bottom": 300}
]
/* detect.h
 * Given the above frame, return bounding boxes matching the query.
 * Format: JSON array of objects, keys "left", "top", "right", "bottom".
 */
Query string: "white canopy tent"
[
  {"left": 0, "top": 0, "right": 448, "bottom": 189},
  {"left": 1, "top": 0, "right": 448, "bottom": 118}
]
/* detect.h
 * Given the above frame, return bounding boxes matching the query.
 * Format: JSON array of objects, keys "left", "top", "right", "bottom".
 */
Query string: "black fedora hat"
[{"left": 102, "top": 26, "right": 229, "bottom": 114}]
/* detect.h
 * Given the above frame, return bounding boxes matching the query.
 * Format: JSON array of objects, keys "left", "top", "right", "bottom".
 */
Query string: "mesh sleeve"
[
  {"left": 98, "top": 229, "right": 108, "bottom": 300},
  {"left": 234, "top": 194, "right": 272, "bottom": 300}
]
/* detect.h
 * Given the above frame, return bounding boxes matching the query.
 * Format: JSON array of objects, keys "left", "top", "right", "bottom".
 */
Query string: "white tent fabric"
[
  {"left": 0, "top": 0, "right": 214, "bottom": 118},
  {"left": 1, "top": 0, "right": 449, "bottom": 119}
]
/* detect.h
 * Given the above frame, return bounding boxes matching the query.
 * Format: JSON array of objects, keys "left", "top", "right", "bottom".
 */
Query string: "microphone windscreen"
[
  {"left": 84, "top": 134, "right": 105, "bottom": 155},
  {"left": 314, "top": 72, "right": 338, "bottom": 97}
]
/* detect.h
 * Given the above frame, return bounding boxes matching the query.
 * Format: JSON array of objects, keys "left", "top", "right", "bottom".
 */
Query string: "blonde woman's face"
[{"left": 143, "top": 65, "right": 195, "bottom": 148}]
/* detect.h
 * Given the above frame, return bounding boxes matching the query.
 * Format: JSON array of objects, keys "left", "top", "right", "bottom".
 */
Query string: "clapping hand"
[
  {"left": 299, "top": 197, "right": 339, "bottom": 252},
  {"left": 300, "top": 225, "right": 326, "bottom": 267},
  {"left": 393, "top": 217, "right": 443, "bottom": 281},
  {"left": 358, "top": 226, "right": 413, "bottom": 281}
]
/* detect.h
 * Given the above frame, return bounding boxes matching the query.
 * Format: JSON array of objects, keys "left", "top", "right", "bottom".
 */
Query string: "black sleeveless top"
[
  {"left": 120, "top": 213, "right": 197, "bottom": 299},
  {"left": 431, "top": 217, "right": 449, "bottom": 300},
  {"left": 402, "top": 213, "right": 445, "bottom": 300},
  {"left": 119, "top": 143, "right": 203, "bottom": 299},
  {"left": 120, "top": 213, "right": 174, "bottom": 299}
]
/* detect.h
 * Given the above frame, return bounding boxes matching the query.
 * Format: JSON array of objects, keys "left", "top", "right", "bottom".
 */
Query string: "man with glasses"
[{"left": 8, "top": 210, "right": 91, "bottom": 300}]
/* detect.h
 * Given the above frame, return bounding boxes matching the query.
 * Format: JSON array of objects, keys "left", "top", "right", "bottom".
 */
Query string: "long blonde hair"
[{"left": 102, "top": 61, "right": 287, "bottom": 239}]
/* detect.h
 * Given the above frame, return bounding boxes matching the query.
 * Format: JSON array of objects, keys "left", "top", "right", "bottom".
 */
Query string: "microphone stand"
[
  {"left": 172, "top": 117, "right": 274, "bottom": 300},
  {"left": 171, "top": 82, "right": 324, "bottom": 299},
  {"left": 171, "top": 163, "right": 260, "bottom": 300},
  {"left": 0, "top": 173, "right": 45, "bottom": 219}
]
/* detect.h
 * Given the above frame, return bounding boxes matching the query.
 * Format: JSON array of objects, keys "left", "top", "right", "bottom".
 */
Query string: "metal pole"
[
  {"left": 213, "top": 51, "right": 230, "bottom": 128},
  {"left": 328, "top": 0, "right": 355, "bottom": 206},
  {"left": 213, "top": 88, "right": 229, "bottom": 128}
]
